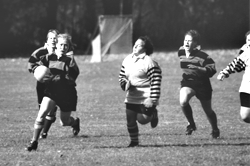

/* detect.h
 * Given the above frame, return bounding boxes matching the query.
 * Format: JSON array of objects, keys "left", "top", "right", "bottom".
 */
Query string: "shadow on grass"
[
  {"left": 94, "top": 142, "right": 250, "bottom": 149},
  {"left": 77, "top": 132, "right": 182, "bottom": 138}
]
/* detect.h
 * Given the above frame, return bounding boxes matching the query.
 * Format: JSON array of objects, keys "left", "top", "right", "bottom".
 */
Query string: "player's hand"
[
  {"left": 120, "top": 78, "right": 131, "bottom": 91},
  {"left": 42, "top": 73, "right": 53, "bottom": 83},
  {"left": 187, "top": 64, "right": 202, "bottom": 70},
  {"left": 143, "top": 98, "right": 154, "bottom": 108},
  {"left": 217, "top": 72, "right": 226, "bottom": 81},
  {"left": 187, "top": 64, "right": 198, "bottom": 69}
]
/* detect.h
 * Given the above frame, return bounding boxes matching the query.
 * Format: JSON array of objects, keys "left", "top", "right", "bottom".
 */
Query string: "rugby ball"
[{"left": 34, "top": 65, "right": 51, "bottom": 83}]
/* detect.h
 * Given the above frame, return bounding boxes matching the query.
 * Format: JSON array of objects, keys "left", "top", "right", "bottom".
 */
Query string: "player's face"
[
  {"left": 47, "top": 32, "right": 57, "bottom": 48},
  {"left": 56, "top": 38, "right": 69, "bottom": 56},
  {"left": 183, "top": 35, "right": 197, "bottom": 51},
  {"left": 246, "top": 34, "right": 250, "bottom": 47},
  {"left": 133, "top": 39, "right": 145, "bottom": 55}
]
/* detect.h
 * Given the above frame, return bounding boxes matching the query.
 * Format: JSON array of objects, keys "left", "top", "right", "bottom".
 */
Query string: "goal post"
[{"left": 91, "top": 15, "right": 133, "bottom": 62}]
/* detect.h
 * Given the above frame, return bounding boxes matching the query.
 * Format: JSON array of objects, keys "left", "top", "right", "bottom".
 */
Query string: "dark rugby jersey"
[
  {"left": 40, "top": 54, "right": 79, "bottom": 85},
  {"left": 28, "top": 47, "right": 49, "bottom": 73},
  {"left": 178, "top": 46, "right": 216, "bottom": 81}
]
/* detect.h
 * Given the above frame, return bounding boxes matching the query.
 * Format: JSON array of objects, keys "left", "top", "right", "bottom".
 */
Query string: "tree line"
[{"left": 0, "top": 0, "right": 248, "bottom": 57}]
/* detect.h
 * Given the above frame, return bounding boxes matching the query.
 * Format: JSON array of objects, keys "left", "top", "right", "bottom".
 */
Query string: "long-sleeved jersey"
[
  {"left": 39, "top": 53, "right": 79, "bottom": 86},
  {"left": 178, "top": 46, "right": 216, "bottom": 81},
  {"left": 119, "top": 53, "right": 162, "bottom": 105},
  {"left": 220, "top": 48, "right": 250, "bottom": 93},
  {"left": 28, "top": 46, "right": 49, "bottom": 73}
]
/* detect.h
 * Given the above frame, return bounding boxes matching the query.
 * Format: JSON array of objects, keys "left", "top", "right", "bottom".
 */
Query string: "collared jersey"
[
  {"left": 178, "top": 46, "right": 216, "bottom": 81},
  {"left": 119, "top": 53, "right": 162, "bottom": 104}
]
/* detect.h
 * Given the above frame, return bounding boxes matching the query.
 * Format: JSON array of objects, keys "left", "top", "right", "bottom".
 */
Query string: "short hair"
[
  {"left": 57, "top": 33, "right": 72, "bottom": 43},
  {"left": 245, "top": 31, "right": 250, "bottom": 38},
  {"left": 46, "top": 29, "right": 59, "bottom": 41},
  {"left": 138, "top": 36, "right": 154, "bottom": 55},
  {"left": 185, "top": 30, "right": 200, "bottom": 44}
]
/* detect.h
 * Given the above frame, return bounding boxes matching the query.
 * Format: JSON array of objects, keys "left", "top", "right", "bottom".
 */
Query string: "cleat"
[
  {"left": 25, "top": 141, "right": 38, "bottom": 151},
  {"left": 40, "top": 133, "right": 47, "bottom": 139},
  {"left": 128, "top": 141, "right": 139, "bottom": 147},
  {"left": 185, "top": 124, "right": 196, "bottom": 135},
  {"left": 211, "top": 129, "right": 220, "bottom": 139},
  {"left": 151, "top": 109, "right": 159, "bottom": 128},
  {"left": 72, "top": 118, "right": 80, "bottom": 136}
]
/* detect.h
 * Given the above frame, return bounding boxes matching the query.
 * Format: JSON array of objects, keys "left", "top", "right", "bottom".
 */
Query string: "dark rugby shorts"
[
  {"left": 181, "top": 79, "right": 212, "bottom": 100},
  {"left": 126, "top": 103, "right": 156, "bottom": 116},
  {"left": 240, "top": 92, "right": 250, "bottom": 108},
  {"left": 45, "top": 82, "right": 77, "bottom": 112}
]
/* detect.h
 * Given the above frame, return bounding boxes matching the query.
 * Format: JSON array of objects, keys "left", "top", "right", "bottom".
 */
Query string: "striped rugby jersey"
[
  {"left": 220, "top": 48, "right": 250, "bottom": 93},
  {"left": 119, "top": 53, "right": 162, "bottom": 104},
  {"left": 28, "top": 46, "right": 74, "bottom": 73},
  {"left": 28, "top": 46, "right": 49, "bottom": 73},
  {"left": 39, "top": 53, "right": 79, "bottom": 86},
  {"left": 178, "top": 46, "right": 216, "bottom": 81}
]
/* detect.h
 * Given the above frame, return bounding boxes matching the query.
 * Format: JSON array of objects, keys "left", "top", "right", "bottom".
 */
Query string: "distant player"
[
  {"left": 178, "top": 30, "right": 220, "bottom": 138},
  {"left": 26, "top": 33, "right": 80, "bottom": 151},
  {"left": 28, "top": 29, "right": 59, "bottom": 139},
  {"left": 119, "top": 36, "right": 162, "bottom": 147},
  {"left": 217, "top": 31, "right": 250, "bottom": 124}
]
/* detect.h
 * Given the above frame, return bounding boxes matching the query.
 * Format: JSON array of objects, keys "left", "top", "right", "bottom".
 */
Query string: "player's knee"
[
  {"left": 240, "top": 108, "right": 250, "bottom": 123},
  {"left": 241, "top": 115, "right": 250, "bottom": 123},
  {"left": 137, "top": 113, "right": 152, "bottom": 125},
  {"left": 242, "top": 117, "right": 250, "bottom": 123},
  {"left": 45, "top": 115, "right": 56, "bottom": 123},
  {"left": 180, "top": 100, "right": 189, "bottom": 107}
]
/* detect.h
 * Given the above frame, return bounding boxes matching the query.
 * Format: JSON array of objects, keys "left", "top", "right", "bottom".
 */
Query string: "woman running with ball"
[{"left": 26, "top": 33, "right": 80, "bottom": 151}]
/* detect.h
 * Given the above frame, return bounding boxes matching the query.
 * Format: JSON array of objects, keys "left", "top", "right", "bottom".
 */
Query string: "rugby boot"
[
  {"left": 128, "top": 141, "right": 139, "bottom": 147},
  {"left": 72, "top": 118, "right": 80, "bottom": 136},
  {"left": 186, "top": 124, "right": 196, "bottom": 135},
  {"left": 211, "top": 129, "right": 220, "bottom": 139},
  {"left": 25, "top": 141, "right": 38, "bottom": 152}
]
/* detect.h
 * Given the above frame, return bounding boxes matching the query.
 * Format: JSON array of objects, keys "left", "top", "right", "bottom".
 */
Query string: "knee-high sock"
[
  {"left": 181, "top": 104, "right": 195, "bottom": 126},
  {"left": 207, "top": 111, "right": 218, "bottom": 130},
  {"left": 32, "top": 120, "right": 44, "bottom": 141},
  {"left": 42, "top": 115, "right": 56, "bottom": 134},
  {"left": 42, "top": 107, "right": 57, "bottom": 134},
  {"left": 127, "top": 124, "right": 139, "bottom": 143}
]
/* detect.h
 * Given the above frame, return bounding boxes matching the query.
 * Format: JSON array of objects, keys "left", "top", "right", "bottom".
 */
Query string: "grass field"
[{"left": 1, "top": 49, "right": 250, "bottom": 166}]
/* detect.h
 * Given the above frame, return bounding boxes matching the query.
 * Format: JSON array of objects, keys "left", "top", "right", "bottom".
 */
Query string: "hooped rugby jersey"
[
  {"left": 39, "top": 53, "right": 79, "bottom": 86},
  {"left": 178, "top": 46, "right": 216, "bottom": 81}
]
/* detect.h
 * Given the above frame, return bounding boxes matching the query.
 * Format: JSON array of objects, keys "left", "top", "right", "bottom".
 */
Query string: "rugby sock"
[
  {"left": 42, "top": 107, "right": 57, "bottom": 134},
  {"left": 69, "top": 117, "right": 76, "bottom": 126},
  {"left": 127, "top": 124, "right": 139, "bottom": 143},
  {"left": 182, "top": 104, "right": 195, "bottom": 126},
  {"left": 42, "top": 115, "right": 56, "bottom": 134},
  {"left": 32, "top": 120, "right": 44, "bottom": 141},
  {"left": 207, "top": 111, "right": 219, "bottom": 130}
]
